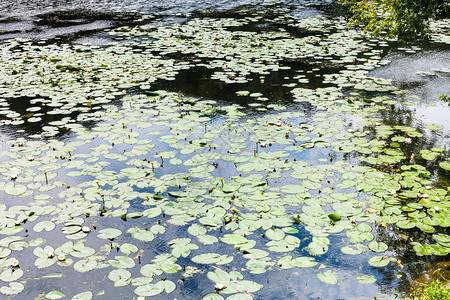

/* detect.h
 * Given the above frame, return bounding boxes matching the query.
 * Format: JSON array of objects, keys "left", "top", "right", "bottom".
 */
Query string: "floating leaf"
[
  {"left": 0, "top": 282, "right": 24, "bottom": 295},
  {"left": 341, "top": 245, "right": 363, "bottom": 255},
  {"left": 160, "top": 263, "right": 181, "bottom": 274},
  {"left": 71, "top": 291, "right": 93, "bottom": 300},
  {"left": 439, "top": 161, "right": 450, "bottom": 171},
  {"left": 45, "top": 291, "right": 66, "bottom": 299},
  {"left": 220, "top": 234, "right": 248, "bottom": 245},
  {"left": 33, "top": 221, "right": 56, "bottom": 233},
  {"left": 0, "top": 269, "right": 23, "bottom": 282},
  {"left": 109, "top": 256, "right": 135, "bottom": 269},
  {"left": 155, "top": 280, "right": 176, "bottom": 293},
  {"left": 317, "top": 270, "right": 338, "bottom": 284},
  {"left": 328, "top": 214, "right": 341, "bottom": 223},
  {"left": 202, "top": 294, "right": 224, "bottom": 300},
  {"left": 134, "top": 284, "right": 164, "bottom": 297},
  {"left": 120, "top": 243, "right": 138, "bottom": 255},
  {"left": 368, "top": 256, "right": 390, "bottom": 267},
  {"left": 73, "top": 259, "right": 97, "bottom": 273},
  {"left": 97, "top": 228, "right": 122, "bottom": 240},
  {"left": 357, "top": 275, "right": 377, "bottom": 283},
  {"left": 368, "top": 241, "right": 388, "bottom": 253},
  {"left": 4, "top": 184, "right": 27, "bottom": 196}
]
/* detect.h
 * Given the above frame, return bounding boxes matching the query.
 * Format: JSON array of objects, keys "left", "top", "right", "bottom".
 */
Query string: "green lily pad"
[
  {"left": 0, "top": 269, "right": 23, "bottom": 282},
  {"left": 4, "top": 184, "right": 27, "bottom": 196},
  {"left": 0, "top": 282, "right": 24, "bottom": 295},
  {"left": 119, "top": 243, "right": 138, "bottom": 255},
  {"left": 368, "top": 256, "right": 390, "bottom": 267},
  {"left": 73, "top": 259, "right": 97, "bottom": 273},
  {"left": 317, "top": 270, "right": 338, "bottom": 284},
  {"left": 220, "top": 234, "right": 248, "bottom": 245},
  {"left": 341, "top": 245, "right": 363, "bottom": 255},
  {"left": 368, "top": 241, "right": 388, "bottom": 252},
  {"left": 160, "top": 263, "right": 181, "bottom": 274},
  {"left": 357, "top": 275, "right": 377, "bottom": 283},
  {"left": 33, "top": 221, "right": 56, "bottom": 232},
  {"left": 134, "top": 284, "right": 164, "bottom": 296},
  {"left": 328, "top": 214, "right": 341, "bottom": 222},
  {"left": 439, "top": 161, "right": 450, "bottom": 171},
  {"left": 202, "top": 294, "right": 224, "bottom": 300},
  {"left": 108, "top": 256, "right": 135, "bottom": 269},
  {"left": 97, "top": 228, "right": 122, "bottom": 240},
  {"left": 45, "top": 291, "right": 66, "bottom": 299}
]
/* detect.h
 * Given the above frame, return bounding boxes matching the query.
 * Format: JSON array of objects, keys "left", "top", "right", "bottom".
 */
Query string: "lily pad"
[
  {"left": 317, "top": 270, "right": 338, "bottom": 284},
  {"left": 368, "top": 256, "right": 390, "bottom": 267},
  {"left": 0, "top": 282, "right": 24, "bottom": 296}
]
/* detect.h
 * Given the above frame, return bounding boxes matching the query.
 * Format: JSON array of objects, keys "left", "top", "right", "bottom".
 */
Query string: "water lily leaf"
[
  {"left": 71, "top": 291, "right": 93, "bottom": 300},
  {"left": 134, "top": 284, "right": 163, "bottom": 297},
  {"left": 265, "top": 229, "right": 285, "bottom": 241},
  {"left": 226, "top": 294, "right": 253, "bottom": 300},
  {"left": 35, "top": 257, "right": 57, "bottom": 269},
  {"left": 341, "top": 245, "right": 363, "bottom": 255},
  {"left": 45, "top": 291, "right": 65, "bottom": 299},
  {"left": 368, "top": 241, "right": 388, "bottom": 252},
  {"left": 120, "top": 243, "right": 138, "bottom": 255},
  {"left": 192, "top": 253, "right": 233, "bottom": 265},
  {"left": 155, "top": 280, "right": 176, "bottom": 293},
  {"left": 0, "top": 282, "right": 24, "bottom": 295},
  {"left": 267, "top": 239, "right": 297, "bottom": 253},
  {"left": 142, "top": 207, "right": 162, "bottom": 218},
  {"left": 4, "top": 184, "right": 27, "bottom": 196},
  {"left": 328, "top": 214, "right": 341, "bottom": 222},
  {"left": 140, "top": 264, "right": 163, "bottom": 277},
  {"left": 0, "top": 269, "right": 23, "bottom": 282},
  {"left": 317, "top": 270, "right": 338, "bottom": 284},
  {"left": 160, "top": 263, "right": 181, "bottom": 274},
  {"left": 197, "top": 234, "right": 218, "bottom": 245},
  {"left": 0, "top": 226, "right": 24, "bottom": 235},
  {"left": 131, "top": 277, "right": 153, "bottom": 286},
  {"left": 356, "top": 223, "right": 372, "bottom": 232},
  {"left": 221, "top": 234, "right": 248, "bottom": 245},
  {"left": 411, "top": 242, "right": 435, "bottom": 255},
  {"left": 236, "top": 163, "right": 255, "bottom": 173},
  {"left": 232, "top": 280, "right": 263, "bottom": 293},
  {"left": 439, "top": 161, "right": 450, "bottom": 171},
  {"left": 188, "top": 224, "right": 207, "bottom": 236},
  {"left": 108, "top": 269, "right": 131, "bottom": 285},
  {"left": 9, "top": 241, "right": 28, "bottom": 251},
  {"left": 73, "top": 259, "right": 97, "bottom": 273},
  {"left": 109, "top": 256, "right": 135, "bottom": 269},
  {"left": 97, "top": 228, "right": 122, "bottom": 240},
  {"left": 33, "top": 221, "right": 56, "bottom": 232},
  {"left": 396, "top": 220, "right": 415, "bottom": 229},
  {"left": 368, "top": 256, "right": 390, "bottom": 267},
  {"left": 0, "top": 248, "right": 11, "bottom": 258},
  {"left": 130, "top": 229, "right": 155, "bottom": 242},
  {"left": 357, "top": 275, "right": 377, "bottom": 283},
  {"left": 291, "top": 257, "right": 318, "bottom": 268},
  {"left": 207, "top": 269, "right": 230, "bottom": 285}
]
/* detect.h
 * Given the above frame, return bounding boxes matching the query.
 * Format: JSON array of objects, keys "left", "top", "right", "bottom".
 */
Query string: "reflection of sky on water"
[
  {"left": 0, "top": 0, "right": 336, "bottom": 41},
  {"left": 370, "top": 51, "right": 450, "bottom": 132}
]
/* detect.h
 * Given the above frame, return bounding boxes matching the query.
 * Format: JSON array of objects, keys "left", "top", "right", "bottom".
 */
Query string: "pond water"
[{"left": 0, "top": 1, "right": 449, "bottom": 299}]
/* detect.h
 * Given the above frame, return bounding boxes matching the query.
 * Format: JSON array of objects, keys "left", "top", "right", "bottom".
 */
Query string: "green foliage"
[
  {"left": 339, "top": 0, "right": 450, "bottom": 39},
  {"left": 409, "top": 279, "right": 450, "bottom": 299},
  {"left": 439, "top": 95, "right": 450, "bottom": 104}
]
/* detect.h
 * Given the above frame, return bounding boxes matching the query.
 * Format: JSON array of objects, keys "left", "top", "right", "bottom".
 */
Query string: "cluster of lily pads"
[{"left": 0, "top": 3, "right": 448, "bottom": 299}]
